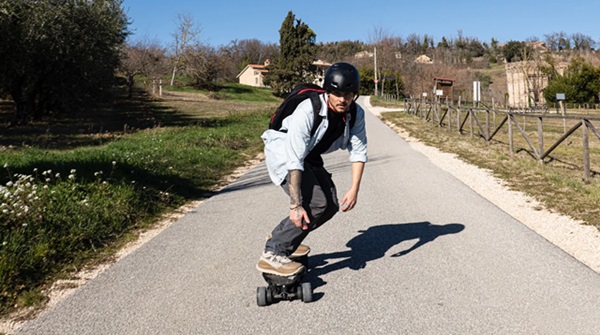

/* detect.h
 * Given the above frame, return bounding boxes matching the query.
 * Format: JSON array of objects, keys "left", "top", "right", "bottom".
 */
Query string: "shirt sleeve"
[
  {"left": 283, "top": 99, "right": 315, "bottom": 171},
  {"left": 347, "top": 104, "right": 368, "bottom": 163}
]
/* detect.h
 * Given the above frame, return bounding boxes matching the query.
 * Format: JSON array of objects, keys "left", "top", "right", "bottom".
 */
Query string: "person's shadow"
[{"left": 306, "top": 222, "right": 465, "bottom": 299}]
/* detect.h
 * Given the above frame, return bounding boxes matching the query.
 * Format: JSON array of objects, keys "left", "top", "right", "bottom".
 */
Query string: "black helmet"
[{"left": 323, "top": 62, "right": 360, "bottom": 93}]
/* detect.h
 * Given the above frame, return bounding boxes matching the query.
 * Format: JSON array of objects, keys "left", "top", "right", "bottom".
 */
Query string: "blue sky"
[{"left": 122, "top": 0, "right": 600, "bottom": 48}]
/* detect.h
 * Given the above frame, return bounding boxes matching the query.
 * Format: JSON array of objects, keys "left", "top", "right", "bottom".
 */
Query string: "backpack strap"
[
  {"left": 346, "top": 101, "right": 357, "bottom": 129},
  {"left": 308, "top": 92, "right": 323, "bottom": 136}
]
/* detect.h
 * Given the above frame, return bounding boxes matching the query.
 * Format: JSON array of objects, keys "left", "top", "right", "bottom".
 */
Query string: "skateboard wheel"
[
  {"left": 300, "top": 282, "right": 312, "bottom": 303},
  {"left": 296, "top": 285, "right": 303, "bottom": 300},
  {"left": 257, "top": 287, "right": 268, "bottom": 306},
  {"left": 266, "top": 287, "right": 273, "bottom": 304}
]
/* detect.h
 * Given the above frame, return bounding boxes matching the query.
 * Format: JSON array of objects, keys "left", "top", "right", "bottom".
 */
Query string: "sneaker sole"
[{"left": 256, "top": 261, "right": 305, "bottom": 277}]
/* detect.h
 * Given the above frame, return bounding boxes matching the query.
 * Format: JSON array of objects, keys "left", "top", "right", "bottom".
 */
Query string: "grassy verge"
[
  {"left": 0, "top": 84, "right": 277, "bottom": 315},
  {"left": 371, "top": 96, "right": 600, "bottom": 230}
]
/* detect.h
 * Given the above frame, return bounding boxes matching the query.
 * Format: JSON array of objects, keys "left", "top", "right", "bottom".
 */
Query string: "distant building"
[
  {"left": 236, "top": 59, "right": 333, "bottom": 87},
  {"left": 311, "top": 59, "right": 333, "bottom": 86},
  {"left": 354, "top": 50, "right": 374, "bottom": 59},
  {"left": 415, "top": 55, "right": 433, "bottom": 64},
  {"left": 236, "top": 59, "right": 270, "bottom": 87}
]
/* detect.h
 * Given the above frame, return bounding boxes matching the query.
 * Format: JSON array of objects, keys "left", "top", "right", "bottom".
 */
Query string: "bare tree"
[
  {"left": 186, "top": 44, "right": 223, "bottom": 89},
  {"left": 170, "top": 13, "right": 201, "bottom": 86},
  {"left": 219, "top": 39, "right": 279, "bottom": 81},
  {"left": 571, "top": 33, "right": 595, "bottom": 51},
  {"left": 120, "top": 38, "right": 167, "bottom": 97}
]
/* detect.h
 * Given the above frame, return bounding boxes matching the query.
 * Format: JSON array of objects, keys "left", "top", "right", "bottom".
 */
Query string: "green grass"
[
  {"left": 166, "top": 82, "right": 280, "bottom": 102},
  {"left": 0, "top": 85, "right": 275, "bottom": 315}
]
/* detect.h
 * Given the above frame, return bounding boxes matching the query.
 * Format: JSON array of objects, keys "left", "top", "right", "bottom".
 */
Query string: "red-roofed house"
[
  {"left": 236, "top": 60, "right": 270, "bottom": 87},
  {"left": 237, "top": 59, "right": 333, "bottom": 87}
]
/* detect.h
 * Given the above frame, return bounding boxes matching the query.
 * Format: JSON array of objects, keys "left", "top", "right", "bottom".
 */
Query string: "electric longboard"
[{"left": 256, "top": 254, "right": 311, "bottom": 306}]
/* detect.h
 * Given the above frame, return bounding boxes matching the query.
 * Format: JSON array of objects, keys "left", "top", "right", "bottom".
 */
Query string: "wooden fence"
[{"left": 403, "top": 99, "right": 600, "bottom": 182}]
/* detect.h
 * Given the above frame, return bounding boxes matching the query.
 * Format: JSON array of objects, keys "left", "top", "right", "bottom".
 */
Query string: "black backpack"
[
  {"left": 269, "top": 83, "right": 324, "bottom": 134},
  {"left": 269, "top": 83, "right": 357, "bottom": 135}
]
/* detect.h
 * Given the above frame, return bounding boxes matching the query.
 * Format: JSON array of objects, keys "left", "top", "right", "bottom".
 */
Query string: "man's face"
[{"left": 328, "top": 91, "right": 355, "bottom": 113}]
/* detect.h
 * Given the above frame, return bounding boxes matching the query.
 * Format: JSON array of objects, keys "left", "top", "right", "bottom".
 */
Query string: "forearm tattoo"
[{"left": 288, "top": 170, "right": 302, "bottom": 207}]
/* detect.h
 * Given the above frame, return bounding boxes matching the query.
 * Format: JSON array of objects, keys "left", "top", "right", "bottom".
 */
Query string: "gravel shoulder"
[{"left": 363, "top": 96, "right": 600, "bottom": 274}]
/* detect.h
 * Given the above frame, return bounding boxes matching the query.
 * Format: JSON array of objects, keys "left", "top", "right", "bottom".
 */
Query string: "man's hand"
[
  {"left": 340, "top": 189, "right": 358, "bottom": 212},
  {"left": 341, "top": 162, "right": 365, "bottom": 212},
  {"left": 290, "top": 206, "right": 310, "bottom": 230},
  {"left": 288, "top": 169, "right": 309, "bottom": 229}
]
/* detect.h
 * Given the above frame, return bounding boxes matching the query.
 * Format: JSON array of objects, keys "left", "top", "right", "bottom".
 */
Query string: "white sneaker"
[{"left": 256, "top": 251, "right": 304, "bottom": 276}]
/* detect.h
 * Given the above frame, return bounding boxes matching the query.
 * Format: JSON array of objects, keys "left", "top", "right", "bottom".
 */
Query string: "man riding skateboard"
[{"left": 257, "top": 62, "right": 368, "bottom": 277}]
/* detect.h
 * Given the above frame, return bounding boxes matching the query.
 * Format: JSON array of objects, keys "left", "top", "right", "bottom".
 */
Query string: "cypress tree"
[{"left": 265, "top": 11, "right": 317, "bottom": 96}]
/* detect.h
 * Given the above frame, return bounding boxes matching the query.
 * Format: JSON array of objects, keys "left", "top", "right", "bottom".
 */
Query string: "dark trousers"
[{"left": 265, "top": 163, "right": 339, "bottom": 256}]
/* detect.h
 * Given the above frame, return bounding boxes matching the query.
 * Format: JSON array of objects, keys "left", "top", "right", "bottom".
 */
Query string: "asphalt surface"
[{"left": 15, "top": 98, "right": 600, "bottom": 335}]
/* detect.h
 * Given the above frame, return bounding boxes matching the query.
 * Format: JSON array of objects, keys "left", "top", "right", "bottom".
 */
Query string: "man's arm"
[
  {"left": 340, "top": 161, "right": 365, "bottom": 212},
  {"left": 288, "top": 169, "right": 310, "bottom": 230}
]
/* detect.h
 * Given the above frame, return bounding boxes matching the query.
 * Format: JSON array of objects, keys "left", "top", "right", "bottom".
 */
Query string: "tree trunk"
[
  {"left": 170, "top": 66, "right": 177, "bottom": 86},
  {"left": 127, "top": 74, "right": 135, "bottom": 98},
  {"left": 9, "top": 84, "right": 27, "bottom": 126}
]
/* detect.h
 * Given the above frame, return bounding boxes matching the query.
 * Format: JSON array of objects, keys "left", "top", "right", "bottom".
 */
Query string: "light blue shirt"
[{"left": 261, "top": 93, "right": 368, "bottom": 185}]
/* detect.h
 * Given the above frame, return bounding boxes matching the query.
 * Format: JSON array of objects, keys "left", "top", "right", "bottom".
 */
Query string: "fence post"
[
  {"left": 469, "top": 109, "right": 474, "bottom": 138},
  {"left": 492, "top": 98, "right": 496, "bottom": 129},
  {"left": 457, "top": 98, "right": 462, "bottom": 134},
  {"left": 486, "top": 109, "right": 490, "bottom": 143},
  {"left": 559, "top": 100, "right": 566, "bottom": 133},
  {"left": 582, "top": 120, "right": 590, "bottom": 183},
  {"left": 537, "top": 116, "right": 544, "bottom": 163},
  {"left": 508, "top": 114, "right": 514, "bottom": 156}
]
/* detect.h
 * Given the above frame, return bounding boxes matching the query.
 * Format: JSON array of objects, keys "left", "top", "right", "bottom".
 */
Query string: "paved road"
[{"left": 15, "top": 98, "right": 600, "bottom": 334}]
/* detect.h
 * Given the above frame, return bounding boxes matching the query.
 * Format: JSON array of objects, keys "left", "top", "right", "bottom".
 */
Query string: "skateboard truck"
[{"left": 256, "top": 270, "right": 312, "bottom": 306}]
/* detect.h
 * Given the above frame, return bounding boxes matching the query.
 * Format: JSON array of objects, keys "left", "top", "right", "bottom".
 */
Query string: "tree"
[
  {"left": 120, "top": 38, "right": 167, "bottom": 97},
  {"left": 265, "top": 11, "right": 317, "bottom": 96},
  {"left": 186, "top": 44, "right": 223, "bottom": 89},
  {"left": 544, "top": 57, "right": 600, "bottom": 104},
  {"left": 316, "top": 40, "right": 365, "bottom": 63},
  {"left": 437, "top": 37, "right": 450, "bottom": 49},
  {"left": 0, "top": 0, "right": 129, "bottom": 124},
  {"left": 571, "top": 33, "right": 595, "bottom": 51},
  {"left": 219, "top": 39, "right": 279, "bottom": 81},
  {"left": 170, "top": 13, "right": 201, "bottom": 86},
  {"left": 502, "top": 41, "right": 531, "bottom": 62}
]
